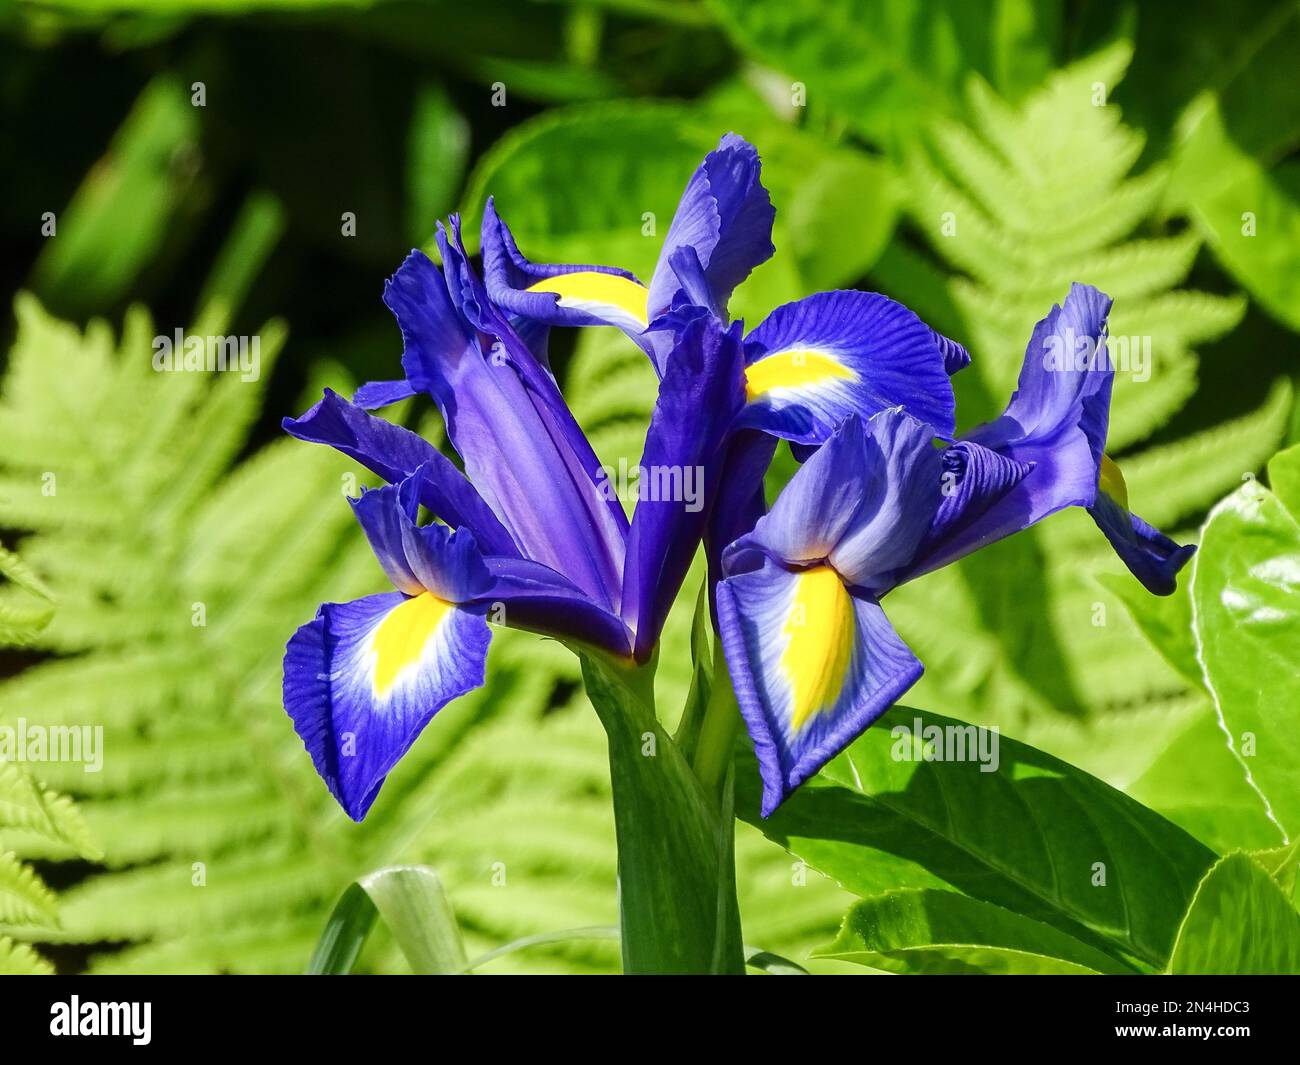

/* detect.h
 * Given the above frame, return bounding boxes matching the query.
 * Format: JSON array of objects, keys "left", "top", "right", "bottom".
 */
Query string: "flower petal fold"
[
  {"left": 717, "top": 557, "right": 922, "bottom": 816},
  {"left": 736, "top": 290, "right": 959, "bottom": 442},
  {"left": 481, "top": 196, "right": 650, "bottom": 335},
  {"left": 921, "top": 283, "right": 1114, "bottom": 571},
  {"left": 621, "top": 314, "right": 746, "bottom": 658},
  {"left": 385, "top": 240, "right": 626, "bottom": 608},
  {"left": 283, "top": 389, "right": 518, "bottom": 558},
  {"left": 726, "top": 411, "right": 942, "bottom": 594},
  {"left": 645, "top": 132, "right": 775, "bottom": 337},
  {"left": 1088, "top": 490, "right": 1197, "bottom": 596},
  {"left": 283, "top": 590, "right": 490, "bottom": 821}
]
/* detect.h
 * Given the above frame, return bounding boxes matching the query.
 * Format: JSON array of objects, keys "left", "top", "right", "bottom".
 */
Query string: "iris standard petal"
[
  {"left": 385, "top": 244, "right": 626, "bottom": 607},
  {"left": 283, "top": 590, "right": 491, "bottom": 821},
  {"left": 621, "top": 315, "right": 746, "bottom": 659},
  {"left": 283, "top": 389, "right": 519, "bottom": 558},
  {"left": 728, "top": 411, "right": 942, "bottom": 593},
  {"left": 925, "top": 283, "right": 1115, "bottom": 571},
  {"left": 645, "top": 133, "right": 775, "bottom": 337},
  {"left": 716, "top": 557, "right": 922, "bottom": 816},
  {"left": 735, "top": 290, "right": 959, "bottom": 443},
  {"left": 1088, "top": 489, "right": 1197, "bottom": 596}
]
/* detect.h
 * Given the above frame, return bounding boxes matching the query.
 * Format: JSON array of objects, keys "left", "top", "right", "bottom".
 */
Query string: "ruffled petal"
[
  {"left": 904, "top": 440, "right": 1036, "bottom": 580},
  {"left": 717, "top": 557, "right": 922, "bottom": 816},
  {"left": 283, "top": 590, "right": 490, "bottom": 820},
  {"left": 481, "top": 197, "right": 650, "bottom": 336},
  {"left": 645, "top": 132, "right": 775, "bottom": 334},
  {"left": 924, "top": 283, "right": 1114, "bottom": 570},
  {"left": 736, "top": 290, "right": 959, "bottom": 442}
]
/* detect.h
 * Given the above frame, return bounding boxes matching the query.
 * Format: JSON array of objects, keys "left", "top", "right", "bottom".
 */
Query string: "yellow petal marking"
[
  {"left": 744, "top": 349, "right": 857, "bottom": 403},
  {"left": 371, "top": 592, "right": 451, "bottom": 697},
  {"left": 526, "top": 272, "right": 649, "bottom": 326},
  {"left": 781, "top": 565, "right": 856, "bottom": 733},
  {"left": 1099, "top": 454, "right": 1129, "bottom": 509}
]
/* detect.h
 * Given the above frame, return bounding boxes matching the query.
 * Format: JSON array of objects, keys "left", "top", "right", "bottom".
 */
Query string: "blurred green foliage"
[{"left": 1, "top": 0, "right": 1298, "bottom": 974}]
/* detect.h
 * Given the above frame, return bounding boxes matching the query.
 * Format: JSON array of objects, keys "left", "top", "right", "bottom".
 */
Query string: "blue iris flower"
[
  {"left": 714, "top": 283, "right": 1197, "bottom": 815},
  {"left": 281, "top": 216, "right": 747, "bottom": 819}
]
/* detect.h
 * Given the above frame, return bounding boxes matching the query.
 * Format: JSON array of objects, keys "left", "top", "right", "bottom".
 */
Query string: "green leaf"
[
  {"left": 308, "top": 866, "right": 467, "bottom": 975},
  {"left": 358, "top": 865, "right": 468, "bottom": 975},
  {"left": 1096, "top": 572, "right": 1201, "bottom": 686},
  {"left": 1268, "top": 441, "right": 1300, "bottom": 519},
  {"left": 578, "top": 651, "right": 743, "bottom": 974},
  {"left": 817, "top": 888, "right": 1133, "bottom": 975},
  {"left": 1170, "top": 95, "right": 1300, "bottom": 332},
  {"left": 738, "top": 705, "right": 1216, "bottom": 969},
  {"left": 1191, "top": 475, "right": 1300, "bottom": 838},
  {"left": 306, "top": 883, "right": 377, "bottom": 976},
  {"left": 1168, "top": 853, "right": 1300, "bottom": 974}
]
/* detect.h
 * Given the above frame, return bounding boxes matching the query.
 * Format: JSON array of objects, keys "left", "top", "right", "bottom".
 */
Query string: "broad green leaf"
[
  {"left": 459, "top": 98, "right": 898, "bottom": 300},
  {"left": 1269, "top": 441, "right": 1300, "bottom": 520},
  {"left": 1168, "top": 853, "right": 1300, "bottom": 974},
  {"left": 1251, "top": 839, "right": 1300, "bottom": 899},
  {"left": 459, "top": 102, "right": 716, "bottom": 277},
  {"left": 1191, "top": 477, "right": 1300, "bottom": 838},
  {"left": 737, "top": 705, "right": 1216, "bottom": 969},
  {"left": 578, "top": 651, "right": 743, "bottom": 974},
  {"left": 817, "top": 888, "right": 1133, "bottom": 975}
]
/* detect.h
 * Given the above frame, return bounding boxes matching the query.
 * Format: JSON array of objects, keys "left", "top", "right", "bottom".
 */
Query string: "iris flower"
[
  {"left": 281, "top": 218, "right": 746, "bottom": 819},
  {"left": 715, "top": 283, "right": 1196, "bottom": 815}
]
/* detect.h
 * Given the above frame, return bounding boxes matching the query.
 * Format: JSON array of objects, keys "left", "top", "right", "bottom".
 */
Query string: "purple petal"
[
  {"left": 737, "top": 290, "right": 958, "bottom": 442},
  {"left": 1088, "top": 490, "right": 1197, "bottom": 596},
  {"left": 646, "top": 133, "right": 775, "bottom": 336},
  {"left": 283, "top": 389, "right": 518, "bottom": 558},
  {"left": 717, "top": 557, "right": 922, "bottom": 817},
  {"left": 385, "top": 242, "right": 626, "bottom": 608},
  {"left": 284, "top": 590, "right": 490, "bottom": 820}
]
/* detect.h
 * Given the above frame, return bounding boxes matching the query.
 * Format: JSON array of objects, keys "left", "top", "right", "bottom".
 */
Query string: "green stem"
[
  {"left": 692, "top": 643, "right": 742, "bottom": 804},
  {"left": 577, "top": 648, "right": 744, "bottom": 974}
]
